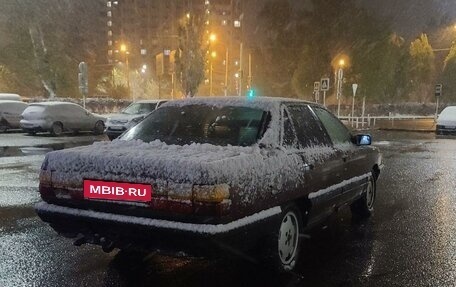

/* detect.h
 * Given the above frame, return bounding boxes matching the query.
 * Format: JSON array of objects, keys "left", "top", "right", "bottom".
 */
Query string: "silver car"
[
  {"left": 20, "top": 102, "right": 106, "bottom": 136},
  {"left": 0, "top": 100, "right": 28, "bottom": 132},
  {"left": 105, "top": 99, "right": 167, "bottom": 140}
]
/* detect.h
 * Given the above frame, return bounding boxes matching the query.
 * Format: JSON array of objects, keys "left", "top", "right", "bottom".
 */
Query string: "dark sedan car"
[{"left": 35, "top": 97, "right": 382, "bottom": 272}]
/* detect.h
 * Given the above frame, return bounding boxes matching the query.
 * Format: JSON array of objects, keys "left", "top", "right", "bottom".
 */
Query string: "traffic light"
[{"left": 246, "top": 88, "right": 255, "bottom": 98}]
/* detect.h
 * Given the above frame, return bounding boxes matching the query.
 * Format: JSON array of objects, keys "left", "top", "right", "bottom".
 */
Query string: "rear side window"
[
  {"left": 286, "top": 105, "right": 330, "bottom": 147},
  {"left": 312, "top": 107, "right": 352, "bottom": 144}
]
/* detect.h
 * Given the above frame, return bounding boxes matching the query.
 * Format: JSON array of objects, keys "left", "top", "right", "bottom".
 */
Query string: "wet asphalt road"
[{"left": 1, "top": 131, "right": 456, "bottom": 286}]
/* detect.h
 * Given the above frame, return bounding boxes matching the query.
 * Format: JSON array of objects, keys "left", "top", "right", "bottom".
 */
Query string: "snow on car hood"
[{"left": 45, "top": 139, "right": 335, "bottom": 204}]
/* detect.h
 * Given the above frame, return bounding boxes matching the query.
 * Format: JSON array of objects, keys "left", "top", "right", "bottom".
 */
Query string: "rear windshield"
[
  {"left": 23, "top": 105, "right": 46, "bottom": 114},
  {"left": 121, "top": 105, "right": 268, "bottom": 146},
  {"left": 122, "top": 103, "right": 156, "bottom": 115}
]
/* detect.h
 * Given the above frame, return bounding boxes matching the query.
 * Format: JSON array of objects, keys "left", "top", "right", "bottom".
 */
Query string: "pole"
[
  {"left": 361, "top": 96, "right": 366, "bottom": 128},
  {"left": 351, "top": 95, "right": 355, "bottom": 123},
  {"left": 323, "top": 91, "right": 326, "bottom": 107},
  {"left": 435, "top": 97, "right": 440, "bottom": 121},
  {"left": 224, "top": 48, "right": 228, "bottom": 97},
  {"left": 239, "top": 42, "right": 243, "bottom": 97},
  {"left": 248, "top": 53, "right": 252, "bottom": 89},
  {"left": 210, "top": 61, "right": 213, "bottom": 96},
  {"left": 171, "top": 72, "right": 175, "bottom": 100},
  {"left": 126, "top": 53, "right": 131, "bottom": 101}
]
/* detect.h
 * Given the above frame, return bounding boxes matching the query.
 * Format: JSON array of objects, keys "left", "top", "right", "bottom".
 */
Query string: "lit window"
[
  {"left": 222, "top": 20, "right": 227, "bottom": 26},
  {"left": 108, "top": 50, "right": 113, "bottom": 56},
  {"left": 206, "top": 9, "right": 210, "bottom": 14},
  {"left": 205, "top": 0, "right": 210, "bottom": 5},
  {"left": 108, "top": 40, "right": 112, "bottom": 46},
  {"left": 108, "top": 30, "right": 112, "bottom": 36},
  {"left": 113, "top": 1, "right": 118, "bottom": 5},
  {"left": 234, "top": 20, "right": 241, "bottom": 28},
  {"left": 164, "top": 49, "right": 171, "bottom": 56},
  {"left": 107, "top": 11, "right": 112, "bottom": 17},
  {"left": 141, "top": 49, "right": 147, "bottom": 55},
  {"left": 107, "top": 1, "right": 111, "bottom": 7},
  {"left": 107, "top": 20, "right": 112, "bottom": 27}
]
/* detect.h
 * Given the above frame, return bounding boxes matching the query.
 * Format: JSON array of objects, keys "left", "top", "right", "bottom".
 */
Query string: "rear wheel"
[
  {"left": 93, "top": 121, "right": 105, "bottom": 135},
  {"left": 50, "top": 122, "right": 63, "bottom": 136},
  {"left": 0, "top": 123, "right": 8, "bottom": 133},
  {"left": 262, "top": 204, "right": 303, "bottom": 273},
  {"left": 351, "top": 174, "right": 376, "bottom": 219}
]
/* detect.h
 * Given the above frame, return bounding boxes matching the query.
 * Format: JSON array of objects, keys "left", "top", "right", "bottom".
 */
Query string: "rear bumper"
[
  {"left": 436, "top": 125, "right": 456, "bottom": 135},
  {"left": 20, "top": 120, "right": 50, "bottom": 132},
  {"left": 105, "top": 127, "right": 127, "bottom": 139},
  {"left": 35, "top": 202, "right": 281, "bottom": 256}
]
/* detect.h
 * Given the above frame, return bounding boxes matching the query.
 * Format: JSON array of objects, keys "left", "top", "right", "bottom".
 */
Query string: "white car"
[
  {"left": 105, "top": 99, "right": 167, "bottom": 140},
  {"left": 436, "top": 106, "right": 456, "bottom": 135},
  {"left": 0, "top": 93, "right": 22, "bottom": 101},
  {"left": 0, "top": 100, "right": 28, "bottom": 132},
  {"left": 20, "top": 102, "right": 106, "bottom": 136}
]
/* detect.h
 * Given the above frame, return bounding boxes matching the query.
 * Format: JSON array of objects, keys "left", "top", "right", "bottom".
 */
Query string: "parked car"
[
  {"left": 35, "top": 97, "right": 382, "bottom": 272},
  {"left": 0, "top": 93, "right": 22, "bottom": 101},
  {"left": 105, "top": 99, "right": 167, "bottom": 140},
  {"left": 436, "top": 106, "right": 456, "bottom": 135},
  {"left": 20, "top": 102, "right": 105, "bottom": 136},
  {"left": 0, "top": 100, "right": 28, "bottom": 132}
]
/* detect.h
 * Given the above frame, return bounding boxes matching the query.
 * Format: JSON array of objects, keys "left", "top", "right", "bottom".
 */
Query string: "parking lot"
[{"left": 0, "top": 130, "right": 455, "bottom": 286}]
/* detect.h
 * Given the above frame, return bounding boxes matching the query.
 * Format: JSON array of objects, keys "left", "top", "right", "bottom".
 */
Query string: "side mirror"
[{"left": 353, "top": 134, "right": 371, "bottom": 146}]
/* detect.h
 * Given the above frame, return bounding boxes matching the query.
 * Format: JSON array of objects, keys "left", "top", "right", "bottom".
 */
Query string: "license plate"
[{"left": 83, "top": 179, "right": 152, "bottom": 202}]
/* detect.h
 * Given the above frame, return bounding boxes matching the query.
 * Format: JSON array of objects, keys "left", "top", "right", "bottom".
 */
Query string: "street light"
[{"left": 120, "top": 43, "right": 131, "bottom": 100}]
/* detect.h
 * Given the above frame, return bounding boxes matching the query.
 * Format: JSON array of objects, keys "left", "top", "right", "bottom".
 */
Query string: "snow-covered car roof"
[
  {"left": 161, "top": 96, "right": 313, "bottom": 111},
  {"left": 135, "top": 99, "right": 167, "bottom": 104},
  {"left": 0, "top": 100, "right": 27, "bottom": 105},
  {"left": 29, "top": 101, "right": 83, "bottom": 107}
]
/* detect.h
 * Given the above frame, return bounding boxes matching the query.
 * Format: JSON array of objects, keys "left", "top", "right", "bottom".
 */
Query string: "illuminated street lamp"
[{"left": 120, "top": 43, "right": 131, "bottom": 100}]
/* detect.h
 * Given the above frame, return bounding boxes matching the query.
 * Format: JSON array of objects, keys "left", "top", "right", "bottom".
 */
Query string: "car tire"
[
  {"left": 0, "top": 122, "right": 8, "bottom": 133},
  {"left": 93, "top": 121, "right": 105, "bottom": 135},
  {"left": 350, "top": 173, "right": 376, "bottom": 219},
  {"left": 262, "top": 203, "right": 303, "bottom": 273},
  {"left": 51, "top": 122, "right": 63, "bottom": 136}
]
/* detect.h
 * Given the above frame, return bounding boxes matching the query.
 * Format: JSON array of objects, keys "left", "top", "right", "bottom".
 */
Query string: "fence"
[{"left": 339, "top": 114, "right": 436, "bottom": 131}]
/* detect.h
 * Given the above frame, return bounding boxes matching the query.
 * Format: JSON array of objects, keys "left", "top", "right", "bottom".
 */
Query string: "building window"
[
  {"left": 108, "top": 40, "right": 112, "bottom": 46},
  {"left": 141, "top": 49, "right": 147, "bottom": 55},
  {"left": 107, "top": 11, "right": 112, "bottom": 17},
  {"left": 234, "top": 20, "right": 241, "bottom": 28},
  {"left": 222, "top": 20, "right": 227, "bottom": 26},
  {"left": 108, "top": 50, "right": 113, "bottom": 56},
  {"left": 108, "top": 30, "right": 112, "bottom": 37},
  {"left": 107, "top": 20, "right": 112, "bottom": 27},
  {"left": 107, "top": 1, "right": 111, "bottom": 8}
]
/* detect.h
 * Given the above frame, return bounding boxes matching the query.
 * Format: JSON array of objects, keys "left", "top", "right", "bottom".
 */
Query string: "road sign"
[
  {"left": 435, "top": 84, "right": 442, "bottom": 97},
  {"left": 321, "top": 78, "right": 330, "bottom": 91},
  {"left": 352, "top": 83, "right": 358, "bottom": 97},
  {"left": 314, "top": 81, "right": 320, "bottom": 92}
]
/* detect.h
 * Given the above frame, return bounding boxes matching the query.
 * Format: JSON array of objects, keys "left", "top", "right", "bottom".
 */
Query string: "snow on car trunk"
[{"left": 45, "top": 140, "right": 306, "bottom": 205}]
